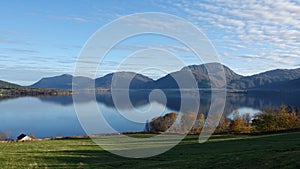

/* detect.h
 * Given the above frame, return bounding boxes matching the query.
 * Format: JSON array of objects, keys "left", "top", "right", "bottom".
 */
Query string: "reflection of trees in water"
[{"left": 0, "top": 96, "right": 18, "bottom": 102}]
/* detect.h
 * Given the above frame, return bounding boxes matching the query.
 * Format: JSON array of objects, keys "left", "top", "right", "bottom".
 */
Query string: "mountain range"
[{"left": 3, "top": 63, "right": 300, "bottom": 92}]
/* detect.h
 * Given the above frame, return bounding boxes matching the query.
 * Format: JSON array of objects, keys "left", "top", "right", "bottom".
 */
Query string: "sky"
[{"left": 0, "top": 0, "right": 299, "bottom": 85}]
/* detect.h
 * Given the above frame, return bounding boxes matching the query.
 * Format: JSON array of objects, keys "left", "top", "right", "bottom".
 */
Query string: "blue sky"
[{"left": 0, "top": 0, "right": 299, "bottom": 85}]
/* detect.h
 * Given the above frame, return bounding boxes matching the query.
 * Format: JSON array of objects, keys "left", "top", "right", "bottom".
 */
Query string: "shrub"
[
  {"left": 253, "top": 105, "right": 300, "bottom": 132},
  {"left": 149, "top": 112, "right": 177, "bottom": 132},
  {"left": 216, "top": 115, "right": 231, "bottom": 133}
]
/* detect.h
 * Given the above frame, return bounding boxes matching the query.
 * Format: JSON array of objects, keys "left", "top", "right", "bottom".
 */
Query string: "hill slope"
[
  {"left": 229, "top": 68, "right": 300, "bottom": 90},
  {"left": 30, "top": 74, "right": 94, "bottom": 90},
  {"left": 0, "top": 80, "right": 22, "bottom": 89},
  {"left": 257, "top": 77, "right": 300, "bottom": 91},
  {"left": 96, "top": 72, "right": 154, "bottom": 89}
]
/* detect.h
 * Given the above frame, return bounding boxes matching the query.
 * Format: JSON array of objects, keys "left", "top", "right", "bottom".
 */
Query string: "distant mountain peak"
[{"left": 60, "top": 73, "right": 73, "bottom": 77}]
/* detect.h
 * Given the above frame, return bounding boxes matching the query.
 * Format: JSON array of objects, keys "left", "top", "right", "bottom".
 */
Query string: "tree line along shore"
[
  {"left": 0, "top": 87, "right": 72, "bottom": 97},
  {"left": 147, "top": 105, "right": 300, "bottom": 134}
]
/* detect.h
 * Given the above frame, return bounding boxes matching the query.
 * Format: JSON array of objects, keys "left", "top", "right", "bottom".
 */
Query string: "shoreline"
[{"left": 2, "top": 128, "right": 300, "bottom": 144}]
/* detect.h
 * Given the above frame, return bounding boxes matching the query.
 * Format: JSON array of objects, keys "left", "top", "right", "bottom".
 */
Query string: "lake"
[{"left": 1, "top": 91, "right": 300, "bottom": 139}]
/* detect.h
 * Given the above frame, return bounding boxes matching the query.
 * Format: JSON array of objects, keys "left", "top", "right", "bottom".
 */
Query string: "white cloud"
[
  {"left": 161, "top": 0, "right": 300, "bottom": 67},
  {"left": 5, "top": 48, "right": 38, "bottom": 54},
  {"left": 48, "top": 15, "right": 91, "bottom": 23},
  {"left": 0, "top": 31, "right": 30, "bottom": 45},
  {"left": 113, "top": 44, "right": 193, "bottom": 53}
]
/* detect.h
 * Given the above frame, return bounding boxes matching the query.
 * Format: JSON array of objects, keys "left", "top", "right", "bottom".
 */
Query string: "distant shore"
[{"left": 0, "top": 87, "right": 72, "bottom": 98}]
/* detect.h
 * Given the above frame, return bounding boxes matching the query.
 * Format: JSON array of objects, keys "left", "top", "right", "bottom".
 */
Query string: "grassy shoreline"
[
  {"left": 2, "top": 127, "right": 300, "bottom": 143},
  {"left": 0, "top": 131, "right": 299, "bottom": 168}
]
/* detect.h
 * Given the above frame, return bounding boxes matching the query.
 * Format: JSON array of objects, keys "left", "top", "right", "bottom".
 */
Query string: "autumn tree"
[
  {"left": 253, "top": 105, "right": 300, "bottom": 132},
  {"left": 149, "top": 112, "right": 177, "bottom": 132},
  {"left": 230, "top": 111, "right": 246, "bottom": 133},
  {"left": 190, "top": 113, "right": 205, "bottom": 134},
  {"left": 216, "top": 115, "right": 231, "bottom": 133}
]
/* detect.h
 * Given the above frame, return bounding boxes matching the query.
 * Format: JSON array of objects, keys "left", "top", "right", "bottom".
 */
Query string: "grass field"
[{"left": 0, "top": 132, "right": 299, "bottom": 169}]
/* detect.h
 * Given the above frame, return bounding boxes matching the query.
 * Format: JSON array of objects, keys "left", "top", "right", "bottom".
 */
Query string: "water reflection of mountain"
[
  {"left": 37, "top": 91, "right": 300, "bottom": 115},
  {"left": 225, "top": 91, "right": 300, "bottom": 112}
]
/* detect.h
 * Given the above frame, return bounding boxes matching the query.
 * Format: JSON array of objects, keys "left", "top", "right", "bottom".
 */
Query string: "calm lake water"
[{"left": 1, "top": 91, "right": 300, "bottom": 139}]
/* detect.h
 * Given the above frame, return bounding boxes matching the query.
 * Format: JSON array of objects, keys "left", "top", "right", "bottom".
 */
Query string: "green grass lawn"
[{"left": 0, "top": 132, "right": 299, "bottom": 169}]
